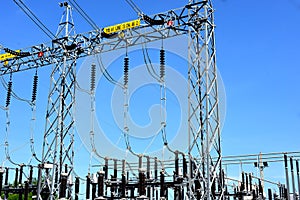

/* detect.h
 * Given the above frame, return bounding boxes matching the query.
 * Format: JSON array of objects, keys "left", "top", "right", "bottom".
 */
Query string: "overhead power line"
[
  {"left": 13, "top": 0, "right": 56, "bottom": 39},
  {"left": 67, "top": 0, "right": 99, "bottom": 31},
  {"left": 125, "top": 0, "right": 143, "bottom": 15}
]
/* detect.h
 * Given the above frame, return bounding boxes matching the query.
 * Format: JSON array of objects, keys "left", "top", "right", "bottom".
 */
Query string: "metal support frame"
[
  {"left": 0, "top": 1, "right": 224, "bottom": 199},
  {"left": 187, "top": 1, "right": 223, "bottom": 199},
  {"left": 37, "top": 3, "right": 76, "bottom": 200}
]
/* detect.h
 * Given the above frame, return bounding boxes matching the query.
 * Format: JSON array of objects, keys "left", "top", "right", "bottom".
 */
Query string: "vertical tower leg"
[{"left": 187, "top": 1, "right": 223, "bottom": 199}]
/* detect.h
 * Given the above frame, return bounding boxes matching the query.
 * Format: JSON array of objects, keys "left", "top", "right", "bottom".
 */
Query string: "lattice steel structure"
[
  {"left": 36, "top": 3, "right": 77, "bottom": 200},
  {"left": 187, "top": 1, "right": 224, "bottom": 199},
  {"left": 0, "top": 1, "right": 223, "bottom": 199}
]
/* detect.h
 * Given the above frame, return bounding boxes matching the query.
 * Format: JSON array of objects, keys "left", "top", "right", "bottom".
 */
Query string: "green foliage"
[
  {"left": 7, "top": 193, "right": 18, "bottom": 200},
  {"left": 1, "top": 192, "right": 33, "bottom": 200}
]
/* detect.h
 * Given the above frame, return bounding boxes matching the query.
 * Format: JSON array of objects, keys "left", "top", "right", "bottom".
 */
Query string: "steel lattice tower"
[
  {"left": 188, "top": 0, "right": 223, "bottom": 199},
  {"left": 37, "top": 3, "right": 76, "bottom": 199}
]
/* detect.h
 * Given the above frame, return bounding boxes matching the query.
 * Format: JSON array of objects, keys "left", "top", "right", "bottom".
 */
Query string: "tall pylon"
[
  {"left": 37, "top": 2, "right": 77, "bottom": 199},
  {"left": 187, "top": 0, "right": 224, "bottom": 199}
]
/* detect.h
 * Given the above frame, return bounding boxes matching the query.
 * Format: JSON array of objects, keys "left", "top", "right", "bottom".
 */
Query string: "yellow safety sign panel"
[
  {"left": 0, "top": 50, "right": 20, "bottom": 61},
  {"left": 104, "top": 19, "right": 140, "bottom": 34}
]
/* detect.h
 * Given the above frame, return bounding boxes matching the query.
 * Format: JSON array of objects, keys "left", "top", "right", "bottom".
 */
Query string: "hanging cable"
[
  {"left": 122, "top": 56, "right": 132, "bottom": 154},
  {"left": 12, "top": 0, "right": 56, "bottom": 39},
  {"left": 0, "top": 76, "right": 32, "bottom": 106},
  {"left": 29, "top": 71, "right": 41, "bottom": 163},
  {"left": 142, "top": 43, "right": 160, "bottom": 82},
  {"left": 67, "top": 0, "right": 99, "bottom": 31},
  {"left": 158, "top": 46, "right": 184, "bottom": 157},
  {"left": 89, "top": 63, "right": 104, "bottom": 159},
  {"left": 95, "top": 53, "right": 124, "bottom": 89},
  {"left": 4, "top": 95, "right": 19, "bottom": 166},
  {"left": 120, "top": 53, "right": 139, "bottom": 158},
  {"left": 124, "top": 0, "right": 143, "bottom": 15}
]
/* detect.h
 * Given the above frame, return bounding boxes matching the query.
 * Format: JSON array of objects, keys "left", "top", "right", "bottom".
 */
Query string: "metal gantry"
[
  {"left": 187, "top": 1, "right": 223, "bottom": 199},
  {"left": 0, "top": 0, "right": 224, "bottom": 199},
  {"left": 37, "top": 3, "right": 76, "bottom": 199}
]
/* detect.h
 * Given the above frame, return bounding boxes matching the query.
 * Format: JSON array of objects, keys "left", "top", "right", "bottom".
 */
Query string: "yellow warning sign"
[
  {"left": 0, "top": 50, "right": 20, "bottom": 61},
  {"left": 104, "top": 19, "right": 140, "bottom": 34}
]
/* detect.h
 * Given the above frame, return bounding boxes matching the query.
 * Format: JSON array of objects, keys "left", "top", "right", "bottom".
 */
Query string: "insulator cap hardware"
[
  {"left": 90, "top": 64, "right": 96, "bottom": 92},
  {"left": 32, "top": 74, "right": 38, "bottom": 103},
  {"left": 124, "top": 57, "right": 129, "bottom": 86},
  {"left": 6, "top": 81, "right": 12, "bottom": 107},
  {"left": 160, "top": 49, "right": 165, "bottom": 80}
]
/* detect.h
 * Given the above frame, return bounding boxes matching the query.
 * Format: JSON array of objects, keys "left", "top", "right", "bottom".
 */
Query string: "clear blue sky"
[{"left": 1, "top": 0, "right": 300, "bottom": 189}]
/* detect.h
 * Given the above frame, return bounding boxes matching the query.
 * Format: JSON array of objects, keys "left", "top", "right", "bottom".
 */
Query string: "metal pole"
[
  {"left": 75, "top": 177, "right": 80, "bottom": 200},
  {"left": 296, "top": 160, "right": 300, "bottom": 200},
  {"left": 290, "top": 157, "right": 296, "bottom": 200},
  {"left": 284, "top": 154, "right": 290, "bottom": 200},
  {"left": 0, "top": 169, "right": 3, "bottom": 194}
]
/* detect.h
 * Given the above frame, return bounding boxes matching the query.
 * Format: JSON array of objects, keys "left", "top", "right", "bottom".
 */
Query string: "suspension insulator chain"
[
  {"left": 32, "top": 73, "right": 38, "bottom": 103},
  {"left": 6, "top": 81, "right": 12, "bottom": 107},
  {"left": 160, "top": 49, "right": 165, "bottom": 81},
  {"left": 124, "top": 57, "right": 129, "bottom": 86},
  {"left": 90, "top": 63, "right": 96, "bottom": 92}
]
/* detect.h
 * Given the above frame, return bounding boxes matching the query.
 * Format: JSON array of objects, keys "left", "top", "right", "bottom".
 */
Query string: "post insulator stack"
[
  {"left": 18, "top": 165, "right": 23, "bottom": 186},
  {"left": 32, "top": 73, "right": 38, "bottom": 103},
  {"left": 90, "top": 63, "right": 96, "bottom": 92},
  {"left": 6, "top": 80, "right": 12, "bottom": 107},
  {"left": 0, "top": 170, "right": 3, "bottom": 193},
  {"left": 5, "top": 168, "right": 9, "bottom": 185},
  {"left": 124, "top": 57, "right": 129, "bottom": 86},
  {"left": 14, "top": 168, "right": 18, "bottom": 188},
  {"left": 29, "top": 166, "right": 33, "bottom": 185},
  {"left": 86, "top": 174, "right": 91, "bottom": 200},
  {"left": 160, "top": 49, "right": 165, "bottom": 81},
  {"left": 75, "top": 177, "right": 80, "bottom": 200}
]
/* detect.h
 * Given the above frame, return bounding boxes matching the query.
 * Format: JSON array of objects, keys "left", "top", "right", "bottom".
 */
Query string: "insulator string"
[
  {"left": 6, "top": 80, "right": 12, "bottom": 108},
  {"left": 0, "top": 76, "right": 32, "bottom": 106},
  {"left": 31, "top": 72, "right": 38, "bottom": 103},
  {"left": 124, "top": 57, "right": 129, "bottom": 87},
  {"left": 160, "top": 49, "right": 165, "bottom": 82},
  {"left": 29, "top": 71, "right": 41, "bottom": 162},
  {"left": 90, "top": 63, "right": 96, "bottom": 92}
]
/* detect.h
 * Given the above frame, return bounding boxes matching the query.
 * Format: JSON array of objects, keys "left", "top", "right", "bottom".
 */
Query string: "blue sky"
[{"left": 1, "top": 0, "right": 300, "bottom": 191}]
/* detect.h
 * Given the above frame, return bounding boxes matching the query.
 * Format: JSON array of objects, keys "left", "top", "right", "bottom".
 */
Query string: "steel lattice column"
[
  {"left": 37, "top": 3, "right": 76, "bottom": 200},
  {"left": 188, "top": 1, "right": 223, "bottom": 199}
]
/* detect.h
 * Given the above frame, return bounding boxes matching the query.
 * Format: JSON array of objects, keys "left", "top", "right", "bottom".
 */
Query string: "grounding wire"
[
  {"left": 13, "top": 0, "right": 56, "bottom": 39},
  {"left": 67, "top": 0, "right": 99, "bottom": 31}
]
